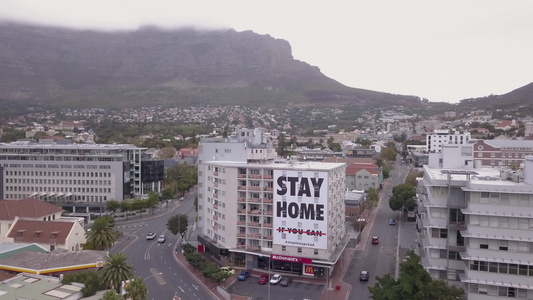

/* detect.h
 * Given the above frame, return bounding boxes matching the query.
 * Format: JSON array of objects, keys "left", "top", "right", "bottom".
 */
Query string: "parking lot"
[{"left": 226, "top": 274, "right": 324, "bottom": 300}]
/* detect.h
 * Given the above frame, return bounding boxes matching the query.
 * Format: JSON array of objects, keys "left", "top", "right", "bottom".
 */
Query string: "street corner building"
[{"left": 197, "top": 128, "right": 349, "bottom": 280}]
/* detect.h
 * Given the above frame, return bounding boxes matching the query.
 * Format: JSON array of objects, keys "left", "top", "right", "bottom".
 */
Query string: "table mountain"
[{"left": 0, "top": 22, "right": 423, "bottom": 109}]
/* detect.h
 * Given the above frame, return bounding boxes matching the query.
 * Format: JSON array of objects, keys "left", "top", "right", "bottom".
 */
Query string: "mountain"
[
  {"left": 0, "top": 23, "right": 423, "bottom": 110},
  {"left": 459, "top": 82, "right": 533, "bottom": 111}
]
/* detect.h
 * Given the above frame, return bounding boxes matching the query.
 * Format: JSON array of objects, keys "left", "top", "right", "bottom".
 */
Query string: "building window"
[{"left": 298, "top": 247, "right": 302, "bottom": 253}]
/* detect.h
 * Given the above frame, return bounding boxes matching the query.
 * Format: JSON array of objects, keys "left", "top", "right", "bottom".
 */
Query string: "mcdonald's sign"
[{"left": 303, "top": 264, "right": 314, "bottom": 276}]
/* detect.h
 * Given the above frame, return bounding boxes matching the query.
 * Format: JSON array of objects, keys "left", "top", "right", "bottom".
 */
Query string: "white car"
[
  {"left": 270, "top": 274, "right": 282, "bottom": 285},
  {"left": 146, "top": 232, "right": 156, "bottom": 240},
  {"left": 157, "top": 234, "right": 166, "bottom": 243}
]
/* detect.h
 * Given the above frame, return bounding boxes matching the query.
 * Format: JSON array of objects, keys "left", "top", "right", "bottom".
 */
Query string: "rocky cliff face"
[{"left": 0, "top": 23, "right": 421, "bottom": 109}]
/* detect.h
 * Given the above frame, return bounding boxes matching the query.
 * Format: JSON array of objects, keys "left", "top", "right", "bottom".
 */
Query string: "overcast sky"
[{"left": 2, "top": 0, "right": 532, "bottom": 103}]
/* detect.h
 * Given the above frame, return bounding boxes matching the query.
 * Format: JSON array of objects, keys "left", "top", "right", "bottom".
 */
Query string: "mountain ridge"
[{"left": 0, "top": 22, "right": 424, "bottom": 110}]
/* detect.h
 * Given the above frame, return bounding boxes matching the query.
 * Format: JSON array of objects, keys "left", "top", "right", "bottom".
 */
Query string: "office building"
[
  {"left": 426, "top": 129, "right": 471, "bottom": 153},
  {"left": 0, "top": 140, "right": 163, "bottom": 213}
]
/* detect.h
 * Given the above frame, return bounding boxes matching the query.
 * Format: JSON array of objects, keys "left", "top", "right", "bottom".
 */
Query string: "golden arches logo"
[
  {"left": 96, "top": 261, "right": 104, "bottom": 268},
  {"left": 305, "top": 265, "right": 314, "bottom": 274}
]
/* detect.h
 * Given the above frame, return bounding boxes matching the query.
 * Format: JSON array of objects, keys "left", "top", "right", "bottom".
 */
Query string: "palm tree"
[
  {"left": 125, "top": 277, "right": 147, "bottom": 300},
  {"left": 99, "top": 252, "right": 135, "bottom": 293},
  {"left": 100, "top": 290, "right": 122, "bottom": 300},
  {"left": 85, "top": 216, "right": 120, "bottom": 250}
]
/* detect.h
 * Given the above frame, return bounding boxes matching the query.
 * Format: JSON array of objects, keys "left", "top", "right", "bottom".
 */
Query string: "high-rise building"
[
  {"left": 418, "top": 143, "right": 533, "bottom": 299},
  {"left": 198, "top": 128, "right": 348, "bottom": 278},
  {"left": 0, "top": 140, "right": 163, "bottom": 213}
]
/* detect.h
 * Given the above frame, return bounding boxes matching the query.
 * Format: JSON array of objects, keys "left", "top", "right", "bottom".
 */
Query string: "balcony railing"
[
  {"left": 250, "top": 175, "right": 262, "bottom": 179},
  {"left": 249, "top": 186, "right": 261, "bottom": 191},
  {"left": 238, "top": 174, "right": 246, "bottom": 178},
  {"left": 264, "top": 187, "right": 273, "bottom": 191},
  {"left": 265, "top": 235, "right": 273, "bottom": 240},
  {"left": 212, "top": 193, "right": 218, "bottom": 198},
  {"left": 213, "top": 171, "right": 218, "bottom": 176},
  {"left": 237, "top": 233, "right": 246, "bottom": 237},
  {"left": 213, "top": 214, "right": 218, "bottom": 220},
  {"left": 248, "top": 234, "right": 262, "bottom": 239},
  {"left": 237, "top": 244, "right": 245, "bottom": 249},
  {"left": 248, "top": 198, "right": 260, "bottom": 203},
  {"left": 264, "top": 175, "right": 272, "bottom": 179},
  {"left": 263, "top": 199, "right": 273, "bottom": 203},
  {"left": 248, "top": 222, "right": 261, "bottom": 227},
  {"left": 213, "top": 204, "right": 218, "bottom": 209},
  {"left": 266, "top": 211, "right": 273, "bottom": 216},
  {"left": 237, "top": 221, "right": 245, "bottom": 225},
  {"left": 248, "top": 246, "right": 260, "bottom": 251},
  {"left": 263, "top": 223, "right": 272, "bottom": 228},
  {"left": 237, "top": 197, "right": 245, "bottom": 202},
  {"left": 238, "top": 209, "right": 246, "bottom": 214}
]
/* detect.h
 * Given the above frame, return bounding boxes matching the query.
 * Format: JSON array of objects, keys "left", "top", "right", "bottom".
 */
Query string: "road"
[
  {"left": 111, "top": 193, "right": 216, "bottom": 300},
  {"left": 346, "top": 158, "right": 412, "bottom": 300}
]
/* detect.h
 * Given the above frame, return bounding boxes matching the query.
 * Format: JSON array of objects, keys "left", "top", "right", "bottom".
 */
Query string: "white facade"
[
  {"left": 0, "top": 141, "right": 154, "bottom": 211},
  {"left": 418, "top": 146, "right": 533, "bottom": 299},
  {"left": 426, "top": 129, "right": 471, "bottom": 153},
  {"left": 199, "top": 129, "right": 348, "bottom": 276}
]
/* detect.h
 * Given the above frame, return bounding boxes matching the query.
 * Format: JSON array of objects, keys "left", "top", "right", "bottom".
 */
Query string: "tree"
[
  {"left": 84, "top": 217, "right": 120, "bottom": 250},
  {"left": 404, "top": 171, "right": 423, "bottom": 187},
  {"left": 120, "top": 200, "right": 133, "bottom": 220},
  {"left": 146, "top": 191, "right": 160, "bottom": 215},
  {"left": 106, "top": 200, "right": 121, "bottom": 214},
  {"left": 369, "top": 250, "right": 463, "bottom": 299},
  {"left": 365, "top": 188, "right": 379, "bottom": 210},
  {"left": 158, "top": 146, "right": 176, "bottom": 159},
  {"left": 61, "top": 270, "right": 102, "bottom": 297},
  {"left": 99, "top": 252, "right": 135, "bottom": 293},
  {"left": 100, "top": 290, "right": 123, "bottom": 300},
  {"left": 124, "top": 277, "right": 148, "bottom": 300},
  {"left": 380, "top": 147, "right": 397, "bottom": 162},
  {"left": 167, "top": 214, "right": 189, "bottom": 239},
  {"left": 389, "top": 184, "right": 417, "bottom": 212}
]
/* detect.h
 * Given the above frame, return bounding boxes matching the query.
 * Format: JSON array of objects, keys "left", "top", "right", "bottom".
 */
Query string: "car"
[
  {"left": 270, "top": 274, "right": 282, "bottom": 285},
  {"left": 389, "top": 219, "right": 396, "bottom": 226},
  {"left": 220, "top": 266, "right": 235, "bottom": 275},
  {"left": 237, "top": 271, "right": 250, "bottom": 281},
  {"left": 179, "top": 197, "right": 184, "bottom": 201},
  {"left": 146, "top": 232, "right": 156, "bottom": 240},
  {"left": 372, "top": 236, "right": 379, "bottom": 244},
  {"left": 279, "top": 276, "right": 293, "bottom": 287},
  {"left": 258, "top": 274, "right": 269, "bottom": 284},
  {"left": 157, "top": 234, "right": 166, "bottom": 243},
  {"left": 360, "top": 270, "right": 369, "bottom": 281}
]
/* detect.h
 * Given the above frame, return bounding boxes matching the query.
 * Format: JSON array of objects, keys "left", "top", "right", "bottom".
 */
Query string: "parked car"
[
  {"left": 279, "top": 276, "right": 293, "bottom": 287},
  {"left": 157, "top": 234, "right": 166, "bottom": 243},
  {"left": 220, "top": 266, "right": 235, "bottom": 275},
  {"left": 372, "top": 236, "right": 379, "bottom": 244},
  {"left": 146, "top": 232, "right": 156, "bottom": 240},
  {"left": 237, "top": 271, "right": 250, "bottom": 281},
  {"left": 270, "top": 274, "right": 282, "bottom": 285},
  {"left": 258, "top": 274, "right": 269, "bottom": 284},
  {"left": 360, "top": 270, "right": 369, "bottom": 281},
  {"left": 389, "top": 219, "right": 396, "bottom": 226}
]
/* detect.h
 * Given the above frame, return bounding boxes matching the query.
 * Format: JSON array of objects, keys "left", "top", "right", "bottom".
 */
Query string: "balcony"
[
  {"left": 265, "top": 211, "right": 273, "bottom": 216},
  {"left": 264, "top": 175, "right": 272, "bottom": 179},
  {"left": 265, "top": 235, "right": 273, "bottom": 240},
  {"left": 248, "top": 222, "right": 262, "bottom": 227},
  {"left": 250, "top": 174, "right": 262, "bottom": 179},
  {"left": 213, "top": 171, "right": 218, "bottom": 176},
  {"left": 264, "top": 187, "right": 273, "bottom": 191},
  {"left": 237, "top": 197, "right": 245, "bottom": 203},
  {"left": 248, "top": 234, "right": 262, "bottom": 239},
  {"left": 213, "top": 204, "right": 218, "bottom": 209},
  {"left": 237, "top": 233, "right": 246, "bottom": 237},
  {"left": 237, "top": 244, "right": 245, "bottom": 249},
  {"left": 213, "top": 214, "right": 218, "bottom": 220},
  {"left": 449, "top": 221, "right": 466, "bottom": 231},
  {"left": 248, "top": 198, "right": 260, "bottom": 203},
  {"left": 238, "top": 186, "right": 247, "bottom": 190},
  {"left": 238, "top": 209, "right": 246, "bottom": 214},
  {"left": 249, "top": 210, "right": 261, "bottom": 215},
  {"left": 249, "top": 186, "right": 261, "bottom": 191},
  {"left": 238, "top": 174, "right": 246, "bottom": 178},
  {"left": 448, "top": 244, "right": 466, "bottom": 252},
  {"left": 237, "top": 221, "right": 245, "bottom": 225},
  {"left": 212, "top": 193, "right": 218, "bottom": 198},
  {"left": 263, "top": 223, "right": 272, "bottom": 228},
  {"left": 213, "top": 182, "right": 218, "bottom": 187},
  {"left": 263, "top": 199, "right": 273, "bottom": 203},
  {"left": 213, "top": 225, "right": 218, "bottom": 231}
]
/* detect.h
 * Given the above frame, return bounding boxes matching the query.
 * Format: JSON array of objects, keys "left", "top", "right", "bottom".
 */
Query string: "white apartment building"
[
  {"left": 426, "top": 129, "right": 471, "bottom": 153},
  {"left": 418, "top": 144, "right": 533, "bottom": 299},
  {"left": 198, "top": 129, "right": 348, "bottom": 279},
  {"left": 0, "top": 140, "right": 163, "bottom": 213}
]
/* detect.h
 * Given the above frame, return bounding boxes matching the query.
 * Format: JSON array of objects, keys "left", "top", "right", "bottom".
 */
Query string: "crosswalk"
[{"left": 116, "top": 223, "right": 147, "bottom": 229}]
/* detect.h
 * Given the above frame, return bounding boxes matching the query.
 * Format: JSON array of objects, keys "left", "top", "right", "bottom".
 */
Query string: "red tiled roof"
[
  {"left": 7, "top": 219, "right": 73, "bottom": 245},
  {"left": 346, "top": 163, "right": 381, "bottom": 176},
  {"left": 0, "top": 198, "right": 63, "bottom": 220}
]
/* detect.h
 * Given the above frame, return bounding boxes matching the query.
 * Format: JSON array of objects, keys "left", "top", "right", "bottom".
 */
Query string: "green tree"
[
  {"left": 146, "top": 191, "right": 160, "bottom": 215},
  {"left": 369, "top": 250, "right": 463, "bottom": 299},
  {"left": 61, "top": 270, "right": 102, "bottom": 297},
  {"left": 161, "top": 188, "right": 174, "bottom": 201},
  {"left": 389, "top": 184, "right": 417, "bottom": 212},
  {"left": 380, "top": 147, "right": 397, "bottom": 162},
  {"left": 99, "top": 252, "right": 135, "bottom": 293},
  {"left": 404, "top": 171, "right": 423, "bottom": 187},
  {"left": 100, "top": 290, "right": 123, "bottom": 300},
  {"left": 167, "top": 214, "right": 189, "bottom": 239},
  {"left": 158, "top": 146, "right": 176, "bottom": 159},
  {"left": 120, "top": 200, "right": 133, "bottom": 220},
  {"left": 131, "top": 198, "right": 146, "bottom": 218},
  {"left": 106, "top": 200, "right": 121, "bottom": 214},
  {"left": 84, "top": 217, "right": 120, "bottom": 250},
  {"left": 365, "top": 188, "right": 379, "bottom": 210},
  {"left": 124, "top": 277, "right": 148, "bottom": 300}
]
